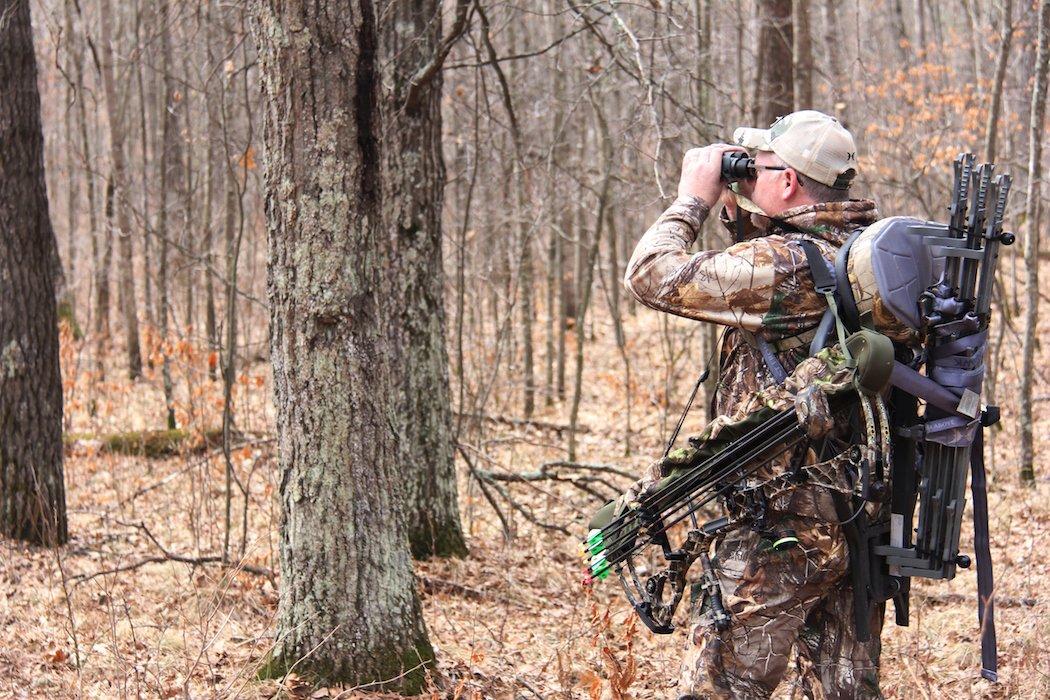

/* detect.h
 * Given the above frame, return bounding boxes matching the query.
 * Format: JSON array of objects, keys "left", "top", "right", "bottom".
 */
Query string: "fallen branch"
[
  {"left": 420, "top": 576, "right": 486, "bottom": 600},
  {"left": 540, "top": 460, "right": 636, "bottom": 480},
  {"left": 69, "top": 553, "right": 273, "bottom": 586},
  {"left": 486, "top": 479, "right": 571, "bottom": 536},
  {"left": 473, "top": 460, "right": 634, "bottom": 502},
  {"left": 455, "top": 412, "right": 591, "bottom": 435},
  {"left": 459, "top": 444, "right": 576, "bottom": 536},
  {"left": 69, "top": 520, "right": 274, "bottom": 585},
  {"left": 119, "top": 435, "right": 276, "bottom": 505},
  {"left": 64, "top": 428, "right": 264, "bottom": 458},
  {"left": 918, "top": 592, "right": 1037, "bottom": 608},
  {"left": 457, "top": 444, "right": 513, "bottom": 542}
]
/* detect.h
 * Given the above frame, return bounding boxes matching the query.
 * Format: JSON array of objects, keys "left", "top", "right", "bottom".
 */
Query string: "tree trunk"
[
  {"left": 822, "top": 0, "right": 846, "bottom": 118},
  {"left": 916, "top": 0, "right": 928, "bottom": 48},
  {"left": 134, "top": 0, "right": 155, "bottom": 332},
  {"left": 1020, "top": 0, "right": 1050, "bottom": 483},
  {"left": 984, "top": 0, "right": 1013, "bottom": 163},
  {"left": 0, "top": 0, "right": 68, "bottom": 546},
  {"left": 181, "top": 59, "right": 196, "bottom": 335},
  {"left": 568, "top": 93, "right": 613, "bottom": 462},
  {"left": 756, "top": 0, "right": 794, "bottom": 125},
  {"left": 383, "top": 1, "right": 468, "bottom": 559},
  {"left": 693, "top": 0, "right": 711, "bottom": 120},
  {"left": 204, "top": 0, "right": 224, "bottom": 379},
  {"left": 793, "top": 0, "right": 814, "bottom": 109},
  {"left": 157, "top": 0, "right": 181, "bottom": 429},
  {"left": 60, "top": 0, "right": 79, "bottom": 333},
  {"left": 890, "top": 0, "right": 910, "bottom": 62},
  {"left": 95, "top": 180, "right": 113, "bottom": 349},
  {"left": 68, "top": 0, "right": 100, "bottom": 338},
  {"left": 251, "top": 0, "right": 440, "bottom": 689},
  {"left": 98, "top": 0, "right": 143, "bottom": 379}
]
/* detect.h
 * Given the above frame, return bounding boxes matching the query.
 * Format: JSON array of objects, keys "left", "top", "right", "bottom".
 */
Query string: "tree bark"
[
  {"left": 793, "top": 0, "right": 814, "bottom": 109},
  {"left": 157, "top": 0, "right": 182, "bottom": 429},
  {"left": 1020, "top": 0, "right": 1050, "bottom": 483},
  {"left": 756, "top": 0, "right": 794, "bottom": 125},
  {"left": 382, "top": 0, "right": 468, "bottom": 559},
  {"left": 134, "top": 0, "right": 155, "bottom": 332},
  {"left": 984, "top": 0, "right": 1014, "bottom": 163},
  {"left": 822, "top": 0, "right": 846, "bottom": 119},
  {"left": 0, "top": 0, "right": 68, "bottom": 546},
  {"left": 251, "top": 0, "right": 442, "bottom": 689}
]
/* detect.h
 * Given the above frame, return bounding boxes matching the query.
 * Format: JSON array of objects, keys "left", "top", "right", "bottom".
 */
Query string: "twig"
[
  {"left": 445, "top": 24, "right": 590, "bottom": 70},
  {"left": 420, "top": 576, "right": 486, "bottom": 600},
  {"left": 70, "top": 521, "right": 274, "bottom": 585},
  {"left": 919, "top": 592, "right": 1037, "bottom": 608},
  {"left": 486, "top": 480, "right": 571, "bottom": 536},
  {"left": 475, "top": 461, "right": 633, "bottom": 482},
  {"left": 457, "top": 443, "right": 513, "bottom": 541},
  {"left": 539, "top": 460, "right": 636, "bottom": 480},
  {"left": 454, "top": 412, "right": 591, "bottom": 434},
  {"left": 404, "top": 0, "right": 473, "bottom": 111},
  {"left": 474, "top": 460, "right": 633, "bottom": 502},
  {"left": 118, "top": 436, "right": 275, "bottom": 506},
  {"left": 68, "top": 554, "right": 273, "bottom": 586}
]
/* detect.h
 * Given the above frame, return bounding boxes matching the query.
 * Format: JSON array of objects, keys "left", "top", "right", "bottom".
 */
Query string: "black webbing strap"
[
  {"left": 744, "top": 331, "right": 788, "bottom": 383},
  {"left": 970, "top": 427, "right": 998, "bottom": 681},
  {"left": 833, "top": 227, "right": 865, "bottom": 332},
  {"left": 830, "top": 491, "right": 872, "bottom": 642},
  {"left": 799, "top": 240, "right": 854, "bottom": 364},
  {"left": 799, "top": 239, "right": 836, "bottom": 293}
]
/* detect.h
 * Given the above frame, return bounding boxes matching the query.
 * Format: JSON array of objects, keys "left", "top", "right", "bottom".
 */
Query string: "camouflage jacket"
[{"left": 624, "top": 195, "right": 879, "bottom": 416}]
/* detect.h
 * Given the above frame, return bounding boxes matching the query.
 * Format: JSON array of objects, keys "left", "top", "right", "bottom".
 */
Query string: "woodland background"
[{"left": 1, "top": 0, "right": 1049, "bottom": 698}]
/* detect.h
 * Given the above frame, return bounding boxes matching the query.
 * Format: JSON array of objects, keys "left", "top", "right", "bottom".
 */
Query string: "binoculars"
[{"left": 721, "top": 151, "right": 756, "bottom": 183}]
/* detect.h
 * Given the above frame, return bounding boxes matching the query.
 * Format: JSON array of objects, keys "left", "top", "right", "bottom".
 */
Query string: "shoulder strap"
[
  {"left": 742, "top": 331, "right": 788, "bottom": 383},
  {"left": 834, "top": 228, "right": 866, "bottom": 333},
  {"left": 799, "top": 238, "right": 836, "bottom": 293},
  {"left": 799, "top": 239, "right": 855, "bottom": 366},
  {"left": 970, "top": 427, "right": 998, "bottom": 681}
]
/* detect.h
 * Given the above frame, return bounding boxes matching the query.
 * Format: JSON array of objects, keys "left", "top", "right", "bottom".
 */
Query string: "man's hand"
[
  {"left": 720, "top": 188, "right": 739, "bottom": 221},
  {"left": 677, "top": 144, "right": 746, "bottom": 206}
]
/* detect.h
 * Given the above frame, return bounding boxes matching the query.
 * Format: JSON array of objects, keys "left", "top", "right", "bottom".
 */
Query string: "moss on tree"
[
  {"left": 63, "top": 428, "right": 228, "bottom": 458},
  {"left": 256, "top": 635, "right": 435, "bottom": 695}
]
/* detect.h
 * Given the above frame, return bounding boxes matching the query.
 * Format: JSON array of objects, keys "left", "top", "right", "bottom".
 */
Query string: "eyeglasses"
[{"left": 738, "top": 163, "right": 792, "bottom": 184}]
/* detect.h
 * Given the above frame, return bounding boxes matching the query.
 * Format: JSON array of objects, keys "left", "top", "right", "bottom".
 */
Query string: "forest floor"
[{"left": 2, "top": 291, "right": 1049, "bottom": 699}]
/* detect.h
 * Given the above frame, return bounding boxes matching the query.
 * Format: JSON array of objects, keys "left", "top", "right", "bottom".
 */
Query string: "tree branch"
[{"left": 404, "top": 0, "right": 473, "bottom": 111}]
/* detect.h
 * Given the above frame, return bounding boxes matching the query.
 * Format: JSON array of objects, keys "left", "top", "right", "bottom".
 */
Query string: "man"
[{"left": 623, "top": 111, "right": 884, "bottom": 699}]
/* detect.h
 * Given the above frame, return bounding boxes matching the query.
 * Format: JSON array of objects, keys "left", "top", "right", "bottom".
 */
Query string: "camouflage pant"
[{"left": 677, "top": 483, "right": 883, "bottom": 700}]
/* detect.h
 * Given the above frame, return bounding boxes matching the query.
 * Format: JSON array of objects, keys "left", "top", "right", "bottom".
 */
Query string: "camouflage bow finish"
[{"left": 581, "top": 347, "right": 878, "bottom": 634}]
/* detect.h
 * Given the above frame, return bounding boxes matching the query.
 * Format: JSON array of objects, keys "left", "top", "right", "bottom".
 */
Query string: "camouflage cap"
[{"left": 734, "top": 110, "right": 858, "bottom": 189}]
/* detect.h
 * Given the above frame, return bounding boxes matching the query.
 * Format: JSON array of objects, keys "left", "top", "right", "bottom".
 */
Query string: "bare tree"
[
  {"left": 97, "top": 0, "right": 143, "bottom": 378},
  {"left": 382, "top": 0, "right": 470, "bottom": 559},
  {"left": 0, "top": 0, "right": 67, "bottom": 546},
  {"left": 756, "top": 0, "right": 794, "bottom": 124},
  {"left": 793, "top": 0, "right": 814, "bottom": 108},
  {"left": 156, "top": 0, "right": 181, "bottom": 429},
  {"left": 251, "top": 0, "right": 475, "bottom": 687},
  {"left": 1020, "top": 0, "right": 1050, "bottom": 484},
  {"left": 985, "top": 0, "right": 1014, "bottom": 163}
]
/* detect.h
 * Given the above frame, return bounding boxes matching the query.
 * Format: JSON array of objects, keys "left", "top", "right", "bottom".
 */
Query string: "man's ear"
[{"left": 782, "top": 169, "right": 801, "bottom": 201}]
